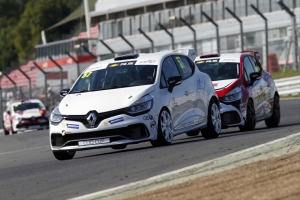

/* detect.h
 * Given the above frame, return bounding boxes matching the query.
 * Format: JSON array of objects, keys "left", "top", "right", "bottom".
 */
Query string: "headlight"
[
  {"left": 14, "top": 115, "right": 22, "bottom": 121},
  {"left": 221, "top": 87, "right": 242, "bottom": 103},
  {"left": 50, "top": 107, "right": 63, "bottom": 123},
  {"left": 126, "top": 94, "right": 153, "bottom": 115}
]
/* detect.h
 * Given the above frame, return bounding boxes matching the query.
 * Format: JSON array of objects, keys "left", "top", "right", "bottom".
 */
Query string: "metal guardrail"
[{"left": 274, "top": 76, "right": 300, "bottom": 96}]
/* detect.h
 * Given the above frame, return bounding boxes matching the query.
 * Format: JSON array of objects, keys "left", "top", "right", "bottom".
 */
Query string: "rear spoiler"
[
  {"left": 172, "top": 48, "right": 196, "bottom": 61},
  {"left": 241, "top": 50, "right": 261, "bottom": 60}
]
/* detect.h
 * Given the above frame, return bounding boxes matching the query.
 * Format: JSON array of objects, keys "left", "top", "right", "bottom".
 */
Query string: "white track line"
[
  {"left": 0, "top": 146, "right": 48, "bottom": 156},
  {"left": 69, "top": 132, "right": 300, "bottom": 200}
]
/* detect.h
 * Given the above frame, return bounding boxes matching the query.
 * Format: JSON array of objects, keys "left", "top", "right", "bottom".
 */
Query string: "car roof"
[
  {"left": 85, "top": 50, "right": 193, "bottom": 71},
  {"left": 195, "top": 53, "right": 242, "bottom": 62}
]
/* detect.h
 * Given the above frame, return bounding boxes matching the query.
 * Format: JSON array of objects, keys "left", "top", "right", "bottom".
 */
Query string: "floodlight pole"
[
  {"left": 180, "top": 17, "right": 197, "bottom": 54},
  {"left": 33, "top": 62, "right": 48, "bottom": 107},
  {"left": 277, "top": 0, "right": 298, "bottom": 70},
  {"left": 226, "top": 7, "right": 244, "bottom": 51},
  {"left": 251, "top": 4, "right": 269, "bottom": 72},
  {"left": 158, "top": 22, "right": 175, "bottom": 50},
  {"left": 18, "top": 68, "right": 32, "bottom": 98},
  {"left": 65, "top": 51, "right": 80, "bottom": 77},
  {"left": 99, "top": 40, "right": 115, "bottom": 58},
  {"left": 138, "top": 28, "right": 154, "bottom": 53},
  {"left": 48, "top": 56, "right": 63, "bottom": 89},
  {"left": 202, "top": 12, "right": 220, "bottom": 53},
  {"left": 119, "top": 33, "right": 134, "bottom": 54}
]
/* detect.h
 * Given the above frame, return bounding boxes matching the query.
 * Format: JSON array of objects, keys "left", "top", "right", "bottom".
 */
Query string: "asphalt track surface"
[{"left": 0, "top": 99, "right": 299, "bottom": 200}]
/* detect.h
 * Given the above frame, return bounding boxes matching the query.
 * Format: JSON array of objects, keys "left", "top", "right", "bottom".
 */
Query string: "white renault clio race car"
[{"left": 50, "top": 49, "right": 221, "bottom": 160}]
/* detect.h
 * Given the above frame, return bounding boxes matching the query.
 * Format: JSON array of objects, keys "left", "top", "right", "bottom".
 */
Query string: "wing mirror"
[
  {"left": 60, "top": 88, "right": 70, "bottom": 97},
  {"left": 249, "top": 72, "right": 262, "bottom": 84},
  {"left": 167, "top": 76, "right": 182, "bottom": 93}
]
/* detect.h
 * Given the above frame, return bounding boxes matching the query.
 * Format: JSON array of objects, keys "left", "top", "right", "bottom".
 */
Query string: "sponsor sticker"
[
  {"left": 175, "top": 56, "right": 185, "bottom": 69},
  {"left": 196, "top": 60, "right": 205, "bottom": 64},
  {"left": 150, "top": 120, "right": 156, "bottom": 133},
  {"left": 197, "top": 78, "right": 206, "bottom": 90},
  {"left": 108, "top": 61, "right": 137, "bottom": 67},
  {"left": 103, "top": 121, "right": 108, "bottom": 126},
  {"left": 136, "top": 60, "right": 158, "bottom": 65},
  {"left": 81, "top": 71, "right": 93, "bottom": 78},
  {"left": 219, "top": 58, "right": 239, "bottom": 62},
  {"left": 143, "top": 115, "right": 153, "bottom": 120},
  {"left": 109, "top": 117, "right": 124, "bottom": 124},
  {"left": 67, "top": 124, "right": 79, "bottom": 129},
  {"left": 61, "top": 121, "right": 66, "bottom": 128}
]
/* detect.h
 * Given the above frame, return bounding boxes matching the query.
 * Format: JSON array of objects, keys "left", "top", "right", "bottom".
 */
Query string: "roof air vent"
[
  {"left": 200, "top": 53, "right": 220, "bottom": 59},
  {"left": 114, "top": 54, "right": 139, "bottom": 61}
]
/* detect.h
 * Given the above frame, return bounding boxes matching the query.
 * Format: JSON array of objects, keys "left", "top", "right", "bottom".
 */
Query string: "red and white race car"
[
  {"left": 2, "top": 99, "right": 49, "bottom": 135},
  {"left": 194, "top": 50, "right": 280, "bottom": 131}
]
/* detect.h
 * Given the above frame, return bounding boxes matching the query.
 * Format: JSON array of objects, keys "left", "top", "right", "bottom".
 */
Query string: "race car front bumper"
[
  {"left": 220, "top": 103, "right": 245, "bottom": 128},
  {"left": 50, "top": 113, "right": 157, "bottom": 151}
]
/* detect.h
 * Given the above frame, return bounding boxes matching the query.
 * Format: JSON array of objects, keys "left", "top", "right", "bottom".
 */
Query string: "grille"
[{"left": 62, "top": 108, "right": 126, "bottom": 128}]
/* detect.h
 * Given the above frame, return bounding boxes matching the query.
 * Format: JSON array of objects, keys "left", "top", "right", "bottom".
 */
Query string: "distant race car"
[
  {"left": 2, "top": 99, "right": 49, "bottom": 135},
  {"left": 50, "top": 49, "right": 221, "bottom": 160},
  {"left": 194, "top": 50, "right": 280, "bottom": 131}
]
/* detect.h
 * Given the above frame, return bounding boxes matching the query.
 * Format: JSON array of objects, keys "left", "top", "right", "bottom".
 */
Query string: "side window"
[
  {"left": 243, "top": 56, "right": 255, "bottom": 82},
  {"left": 248, "top": 56, "right": 262, "bottom": 72},
  {"left": 173, "top": 56, "right": 193, "bottom": 79},
  {"left": 161, "top": 56, "right": 181, "bottom": 86},
  {"left": 160, "top": 73, "right": 167, "bottom": 88}
]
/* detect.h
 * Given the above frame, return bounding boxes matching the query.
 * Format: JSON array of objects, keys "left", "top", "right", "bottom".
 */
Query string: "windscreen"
[
  {"left": 70, "top": 64, "right": 157, "bottom": 93},
  {"left": 13, "top": 102, "right": 44, "bottom": 111},
  {"left": 195, "top": 60, "right": 240, "bottom": 81}
]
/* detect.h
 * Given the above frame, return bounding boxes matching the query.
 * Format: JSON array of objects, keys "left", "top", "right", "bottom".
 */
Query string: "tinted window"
[
  {"left": 13, "top": 102, "right": 43, "bottom": 111},
  {"left": 162, "top": 57, "right": 181, "bottom": 82},
  {"left": 243, "top": 56, "right": 255, "bottom": 82},
  {"left": 195, "top": 59, "right": 240, "bottom": 81},
  {"left": 248, "top": 56, "right": 262, "bottom": 72},
  {"left": 173, "top": 56, "right": 193, "bottom": 79},
  {"left": 71, "top": 63, "right": 157, "bottom": 92}
]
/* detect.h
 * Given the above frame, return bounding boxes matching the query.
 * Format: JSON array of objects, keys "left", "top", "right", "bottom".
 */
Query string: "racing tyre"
[
  {"left": 3, "top": 126, "right": 9, "bottom": 136},
  {"left": 201, "top": 99, "right": 221, "bottom": 139},
  {"left": 11, "top": 124, "right": 17, "bottom": 134},
  {"left": 52, "top": 151, "right": 76, "bottom": 160},
  {"left": 265, "top": 94, "right": 280, "bottom": 128},
  {"left": 150, "top": 109, "right": 173, "bottom": 147},
  {"left": 111, "top": 144, "right": 127, "bottom": 150},
  {"left": 239, "top": 99, "right": 256, "bottom": 132},
  {"left": 186, "top": 130, "right": 200, "bottom": 137}
]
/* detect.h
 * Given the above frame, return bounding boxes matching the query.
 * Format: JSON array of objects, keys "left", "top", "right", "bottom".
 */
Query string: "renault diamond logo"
[{"left": 87, "top": 113, "right": 97, "bottom": 125}]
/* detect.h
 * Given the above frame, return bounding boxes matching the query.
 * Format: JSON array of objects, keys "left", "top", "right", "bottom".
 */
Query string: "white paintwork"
[
  {"left": 59, "top": 85, "right": 154, "bottom": 115},
  {"left": 212, "top": 79, "right": 236, "bottom": 90},
  {"left": 50, "top": 50, "right": 218, "bottom": 152}
]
